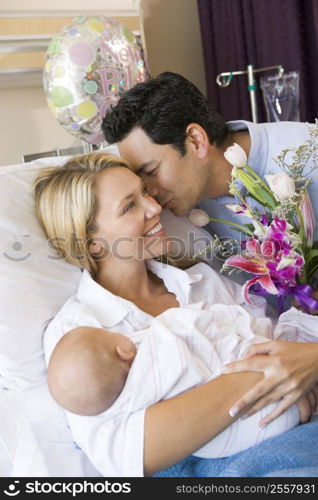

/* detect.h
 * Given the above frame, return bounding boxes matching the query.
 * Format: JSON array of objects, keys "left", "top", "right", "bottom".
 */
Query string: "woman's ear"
[
  {"left": 185, "top": 123, "right": 210, "bottom": 159},
  {"left": 89, "top": 238, "right": 109, "bottom": 258},
  {"left": 89, "top": 239, "right": 102, "bottom": 256}
]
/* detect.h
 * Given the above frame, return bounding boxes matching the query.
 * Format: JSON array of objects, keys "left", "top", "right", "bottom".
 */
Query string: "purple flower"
[
  {"left": 260, "top": 214, "right": 268, "bottom": 226},
  {"left": 223, "top": 224, "right": 304, "bottom": 303}
]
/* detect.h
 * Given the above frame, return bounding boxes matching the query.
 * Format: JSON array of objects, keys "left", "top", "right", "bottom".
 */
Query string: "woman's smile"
[{"left": 143, "top": 222, "right": 165, "bottom": 237}]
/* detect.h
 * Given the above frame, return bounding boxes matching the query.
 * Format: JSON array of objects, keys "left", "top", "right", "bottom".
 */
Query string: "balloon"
[{"left": 43, "top": 16, "right": 148, "bottom": 144}]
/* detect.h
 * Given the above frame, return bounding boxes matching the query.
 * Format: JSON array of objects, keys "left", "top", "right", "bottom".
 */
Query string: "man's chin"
[
  {"left": 171, "top": 206, "right": 191, "bottom": 217},
  {"left": 170, "top": 207, "right": 187, "bottom": 217},
  {"left": 163, "top": 201, "right": 189, "bottom": 217}
]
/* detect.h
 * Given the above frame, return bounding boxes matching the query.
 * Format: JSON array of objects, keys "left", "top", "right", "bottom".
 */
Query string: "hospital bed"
[{"left": 0, "top": 148, "right": 213, "bottom": 476}]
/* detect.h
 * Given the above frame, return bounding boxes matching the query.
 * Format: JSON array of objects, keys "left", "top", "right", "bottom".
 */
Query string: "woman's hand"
[{"left": 221, "top": 340, "right": 318, "bottom": 426}]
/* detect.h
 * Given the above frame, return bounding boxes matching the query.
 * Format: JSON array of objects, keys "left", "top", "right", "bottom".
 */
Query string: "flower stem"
[
  {"left": 244, "top": 165, "right": 275, "bottom": 194},
  {"left": 208, "top": 217, "right": 254, "bottom": 236},
  {"left": 230, "top": 182, "right": 266, "bottom": 234},
  {"left": 295, "top": 205, "right": 308, "bottom": 283},
  {"left": 296, "top": 206, "right": 305, "bottom": 248}
]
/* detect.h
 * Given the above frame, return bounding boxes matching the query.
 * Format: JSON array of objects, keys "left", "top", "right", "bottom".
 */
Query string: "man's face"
[{"left": 117, "top": 127, "right": 208, "bottom": 216}]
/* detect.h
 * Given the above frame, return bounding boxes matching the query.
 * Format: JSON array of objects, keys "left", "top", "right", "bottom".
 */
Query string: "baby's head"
[{"left": 48, "top": 327, "right": 136, "bottom": 416}]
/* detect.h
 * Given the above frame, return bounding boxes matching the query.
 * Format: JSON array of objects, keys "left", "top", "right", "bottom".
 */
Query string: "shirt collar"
[
  {"left": 147, "top": 259, "right": 203, "bottom": 307},
  {"left": 227, "top": 120, "right": 269, "bottom": 200},
  {"left": 146, "top": 259, "right": 203, "bottom": 286},
  {"left": 227, "top": 120, "right": 268, "bottom": 178},
  {"left": 77, "top": 260, "right": 203, "bottom": 328},
  {"left": 77, "top": 269, "right": 129, "bottom": 327}
]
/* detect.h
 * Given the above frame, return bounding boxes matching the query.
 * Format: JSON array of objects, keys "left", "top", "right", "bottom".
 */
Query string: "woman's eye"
[
  {"left": 142, "top": 186, "right": 149, "bottom": 195},
  {"left": 123, "top": 201, "right": 136, "bottom": 214}
]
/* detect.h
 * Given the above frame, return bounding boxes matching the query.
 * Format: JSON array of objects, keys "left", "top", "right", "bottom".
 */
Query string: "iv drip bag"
[{"left": 260, "top": 71, "right": 300, "bottom": 122}]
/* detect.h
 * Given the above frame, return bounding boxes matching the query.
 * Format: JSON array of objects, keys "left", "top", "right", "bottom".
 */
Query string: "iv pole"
[{"left": 216, "top": 64, "right": 284, "bottom": 123}]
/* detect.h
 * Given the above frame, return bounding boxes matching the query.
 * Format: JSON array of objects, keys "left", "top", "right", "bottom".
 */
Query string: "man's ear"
[{"left": 185, "top": 123, "right": 210, "bottom": 159}]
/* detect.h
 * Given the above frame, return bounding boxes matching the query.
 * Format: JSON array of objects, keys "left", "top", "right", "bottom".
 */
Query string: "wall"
[
  {"left": 0, "top": 0, "right": 206, "bottom": 166},
  {"left": 0, "top": 0, "right": 140, "bottom": 166},
  {"left": 0, "top": 86, "right": 82, "bottom": 165},
  {"left": 0, "top": 1, "right": 139, "bottom": 14},
  {"left": 140, "top": 0, "right": 206, "bottom": 95}
]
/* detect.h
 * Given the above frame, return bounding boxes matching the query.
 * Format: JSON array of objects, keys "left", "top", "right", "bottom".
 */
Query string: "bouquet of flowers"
[{"left": 189, "top": 121, "right": 318, "bottom": 314}]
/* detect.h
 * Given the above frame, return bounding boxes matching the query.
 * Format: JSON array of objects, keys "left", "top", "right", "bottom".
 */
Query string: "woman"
[{"left": 34, "top": 152, "right": 318, "bottom": 477}]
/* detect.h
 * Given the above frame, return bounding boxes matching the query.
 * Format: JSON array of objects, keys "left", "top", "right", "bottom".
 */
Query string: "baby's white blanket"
[{"left": 109, "top": 304, "right": 317, "bottom": 458}]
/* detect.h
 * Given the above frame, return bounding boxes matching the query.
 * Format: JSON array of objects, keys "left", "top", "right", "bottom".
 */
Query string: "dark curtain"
[{"left": 197, "top": 0, "right": 318, "bottom": 122}]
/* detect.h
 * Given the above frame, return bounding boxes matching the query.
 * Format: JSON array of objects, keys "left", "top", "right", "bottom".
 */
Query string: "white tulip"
[
  {"left": 188, "top": 209, "right": 210, "bottom": 227},
  {"left": 265, "top": 172, "right": 296, "bottom": 201},
  {"left": 224, "top": 143, "right": 247, "bottom": 168}
]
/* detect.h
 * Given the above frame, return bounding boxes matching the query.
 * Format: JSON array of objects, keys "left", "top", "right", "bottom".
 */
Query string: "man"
[
  {"left": 101, "top": 71, "right": 318, "bottom": 448},
  {"left": 102, "top": 71, "right": 318, "bottom": 243}
]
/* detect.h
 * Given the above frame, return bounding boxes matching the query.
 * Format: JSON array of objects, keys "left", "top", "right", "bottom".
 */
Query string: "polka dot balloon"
[{"left": 43, "top": 16, "right": 148, "bottom": 144}]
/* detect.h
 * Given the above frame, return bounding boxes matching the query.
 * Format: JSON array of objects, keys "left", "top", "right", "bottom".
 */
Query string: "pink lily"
[
  {"left": 224, "top": 254, "right": 268, "bottom": 274},
  {"left": 224, "top": 254, "right": 279, "bottom": 303},
  {"left": 242, "top": 275, "right": 279, "bottom": 303},
  {"left": 223, "top": 220, "right": 305, "bottom": 304}
]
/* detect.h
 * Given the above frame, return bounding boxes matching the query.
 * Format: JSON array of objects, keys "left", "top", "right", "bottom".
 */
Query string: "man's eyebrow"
[
  {"left": 117, "top": 177, "right": 143, "bottom": 212},
  {"left": 135, "top": 161, "right": 156, "bottom": 175}
]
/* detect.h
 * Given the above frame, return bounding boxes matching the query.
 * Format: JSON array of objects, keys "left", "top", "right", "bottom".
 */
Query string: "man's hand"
[
  {"left": 294, "top": 387, "right": 318, "bottom": 424},
  {"left": 221, "top": 340, "right": 318, "bottom": 426}
]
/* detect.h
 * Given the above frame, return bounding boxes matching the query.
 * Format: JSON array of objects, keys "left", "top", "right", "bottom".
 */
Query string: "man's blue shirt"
[{"left": 198, "top": 120, "right": 318, "bottom": 244}]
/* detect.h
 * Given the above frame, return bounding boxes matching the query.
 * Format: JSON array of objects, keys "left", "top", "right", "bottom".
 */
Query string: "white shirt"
[
  {"left": 43, "top": 260, "right": 316, "bottom": 476},
  {"left": 44, "top": 260, "right": 261, "bottom": 364},
  {"left": 44, "top": 260, "right": 262, "bottom": 476}
]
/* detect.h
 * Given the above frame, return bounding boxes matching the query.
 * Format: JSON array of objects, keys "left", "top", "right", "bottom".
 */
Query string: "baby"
[
  {"left": 48, "top": 302, "right": 318, "bottom": 458},
  {"left": 48, "top": 328, "right": 137, "bottom": 416}
]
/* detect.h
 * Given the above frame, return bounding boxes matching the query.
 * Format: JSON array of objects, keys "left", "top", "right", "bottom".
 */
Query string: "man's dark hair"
[{"left": 102, "top": 72, "right": 229, "bottom": 156}]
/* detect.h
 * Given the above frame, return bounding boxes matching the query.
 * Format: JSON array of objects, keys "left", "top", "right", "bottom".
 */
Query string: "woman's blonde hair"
[
  {"left": 34, "top": 152, "right": 130, "bottom": 274},
  {"left": 34, "top": 151, "right": 202, "bottom": 274}
]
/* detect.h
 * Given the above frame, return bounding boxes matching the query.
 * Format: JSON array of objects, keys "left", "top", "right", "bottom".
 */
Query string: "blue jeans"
[{"left": 154, "top": 417, "right": 318, "bottom": 477}]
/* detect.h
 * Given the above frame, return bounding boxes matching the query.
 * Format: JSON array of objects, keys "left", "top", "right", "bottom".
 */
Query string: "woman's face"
[{"left": 91, "top": 167, "right": 171, "bottom": 262}]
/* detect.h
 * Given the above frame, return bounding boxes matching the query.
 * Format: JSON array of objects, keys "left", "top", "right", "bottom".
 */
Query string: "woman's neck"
[{"left": 95, "top": 258, "right": 163, "bottom": 303}]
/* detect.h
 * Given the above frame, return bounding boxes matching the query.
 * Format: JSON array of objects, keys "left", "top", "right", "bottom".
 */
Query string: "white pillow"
[
  {"left": 0, "top": 151, "right": 214, "bottom": 390},
  {"left": 160, "top": 209, "right": 214, "bottom": 260},
  {"left": 0, "top": 157, "right": 81, "bottom": 390}
]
